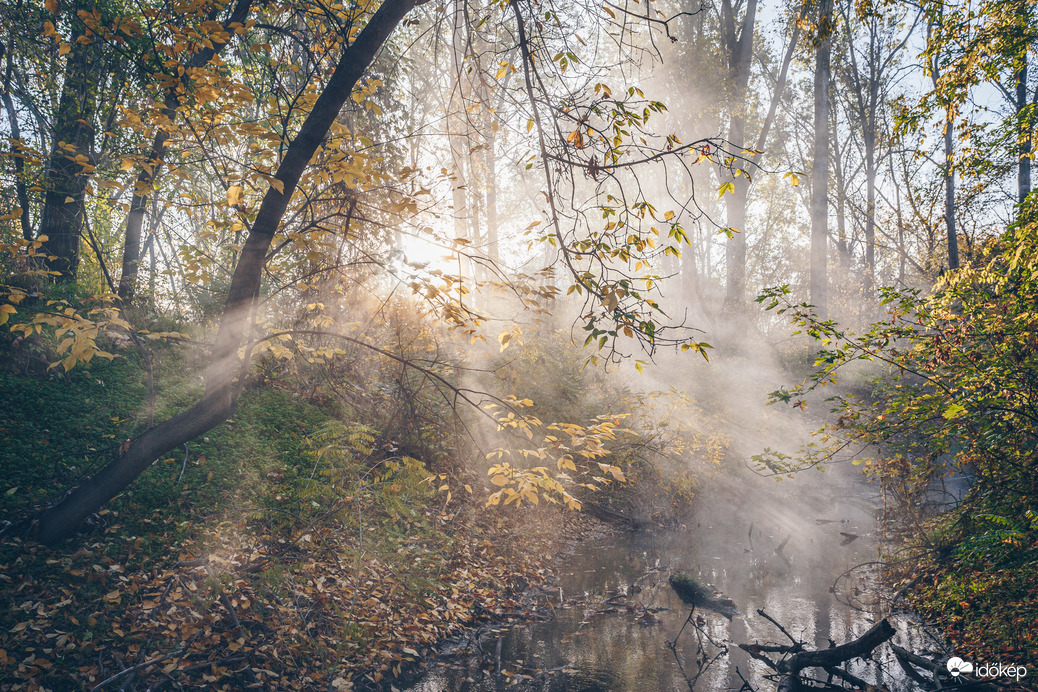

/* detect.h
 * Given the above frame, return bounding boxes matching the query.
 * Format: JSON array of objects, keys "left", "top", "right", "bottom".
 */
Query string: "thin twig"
[{"left": 89, "top": 648, "right": 186, "bottom": 691}]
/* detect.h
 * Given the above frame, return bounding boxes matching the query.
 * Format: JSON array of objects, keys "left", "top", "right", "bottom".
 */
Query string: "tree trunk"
[
  {"left": 448, "top": 0, "right": 471, "bottom": 289},
  {"left": 721, "top": 0, "right": 757, "bottom": 313},
  {"left": 810, "top": 0, "right": 833, "bottom": 316},
  {"left": 1017, "top": 33, "right": 1030, "bottom": 206},
  {"left": 719, "top": 0, "right": 800, "bottom": 312},
  {"left": 944, "top": 111, "right": 958, "bottom": 269},
  {"left": 863, "top": 28, "right": 877, "bottom": 285},
  {"left": 485, "top": 131, "right": 499, "bottom": 267},
  {"left": 38, "top": 10, "right": 98, "bottom": 280},
  {"left": 929, "top": 27, "right": 958, "bottom": 271},
  {"left": 832, "top": 120, "right": 850, "bottom": 267},
  {"left": 36, "top": 0, "right": 420, "bottom": 545},
  {"left": 1, "top": 43, "right": 32, "bottom": 241}
]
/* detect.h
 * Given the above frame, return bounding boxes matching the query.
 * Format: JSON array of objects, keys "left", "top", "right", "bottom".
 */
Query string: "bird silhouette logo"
[{"left": 946, "top": 657, "right": 974, "bottom": 677}]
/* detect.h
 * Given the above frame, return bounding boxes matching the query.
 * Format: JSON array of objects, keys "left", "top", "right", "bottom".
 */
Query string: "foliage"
[
  {"left": 907, "top": 0, "right": 1036, "bottom": 209},
  {"left": 758, "top": 202, "right": 1038, "bottom": 660},
  {"left": 0, "top": 335, "right": 598, "bottom": 690},
  {"left": 484, "top": 396, "right": 627, "bottom": 510}
]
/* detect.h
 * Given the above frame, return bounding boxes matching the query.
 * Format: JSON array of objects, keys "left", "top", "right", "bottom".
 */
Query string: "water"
[{"left": 406, "top": 469, "right": 940, "bottom": 691}]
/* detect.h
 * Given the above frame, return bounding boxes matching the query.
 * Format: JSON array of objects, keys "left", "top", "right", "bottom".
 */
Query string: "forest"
[{"left": 0, "top": 0, "right": 1036, "bottom": 689}]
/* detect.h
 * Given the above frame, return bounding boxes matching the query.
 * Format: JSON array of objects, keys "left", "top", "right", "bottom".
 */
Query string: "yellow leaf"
[
  {"left": 64, "top": 196, "right": 75, "bottom": 204},
  {"left": 495, "top": 67, "right": 507, "bottom": 80},
  {"left": 226, "top": 185, "right": 243, "bottom": 206},
  {"left": 498, "top": 331, "right": 511, "bottom": 352},
  {"left": 490, "top": 475, "right": 509, "bottom": 486},
  {"left": 527, "top": 119, "right": 534, "bottom": 133},
  {"left": 58, "top": 42, "right": 70, "bottom": 56},
  {"left": 268, "top": 177, "right": 285, "bottom": 194},
  {"left": 45, "top": 0, "right": 58, "bottom": 12}
]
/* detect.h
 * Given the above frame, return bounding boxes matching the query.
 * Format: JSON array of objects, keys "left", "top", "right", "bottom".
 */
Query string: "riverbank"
[
  {"left": 897, "top": 518, "right": 1038, "bottom": 670},
  {"left": 0, "top": 351, "right": 616, "bottom": 691},
  {"left": 0, "top": 491, "right": 602, "bottom": 691}
]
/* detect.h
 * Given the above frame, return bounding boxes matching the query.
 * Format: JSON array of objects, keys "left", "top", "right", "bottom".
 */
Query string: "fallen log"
[
  {"left": 778, "top": 619, "right": 895, "bottom": 677},
  {"left": 668, "top": 573, "right": 740, "bottom": 620},
  {"left": 740, "top": 618, "right": 895, "bottom": 691}
]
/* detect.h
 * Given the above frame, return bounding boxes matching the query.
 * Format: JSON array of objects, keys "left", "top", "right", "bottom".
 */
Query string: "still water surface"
[{"left": 407, "top": 470, "right": 936, "bottom": 691}]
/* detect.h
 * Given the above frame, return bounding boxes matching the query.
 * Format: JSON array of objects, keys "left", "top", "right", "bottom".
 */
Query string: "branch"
[
  {"left": 89, "top": 648, "right": 187, "bottom": 691},
  {"left": 779, "top": 618, "right": 895, "bottom": 676}
]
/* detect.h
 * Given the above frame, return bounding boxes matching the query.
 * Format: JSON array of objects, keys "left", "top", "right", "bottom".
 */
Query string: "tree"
[
  {"left": 835, "top": 0, "right": 920, "bottom": 283},
  {"left": 36, "top": 0, "right": 101, "bottom": 279},
  {"left": 809, "top": 0, "right": 833, "bottom": 316},
  {"left": 928, "top": 16, "right": 959, "bottom": 271},
  {"left": 115, "top": 0, "right": 254, "bottom": 302},
  {"left": 919, "top": 0, "right": 1037, "bottom": 225},
  {"left": 4, "top": 0, "right": 721, "bottom": 544},
  {"left": 34, "top": 0, "right": 424, "bottom": 544},
  {"left": 719, "top": 0, "right": 757, "bottom": 312}
]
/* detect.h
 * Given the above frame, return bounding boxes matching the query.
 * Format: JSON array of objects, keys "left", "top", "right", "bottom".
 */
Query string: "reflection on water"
[{"left": 406, "top": 471, "right": 938, "bottom": 691}]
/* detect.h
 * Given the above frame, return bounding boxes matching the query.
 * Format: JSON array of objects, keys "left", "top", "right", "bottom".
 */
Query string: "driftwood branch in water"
[
  {"left": 779, "top": 618, "right": 895, "bottom": 676},
  {"left": 757, "top": 607, "right": 800, "bottom": 645},
  {"left": 738, "top": 615, "right": 895, "bottom": 692},
  {"left": 890, "top": 644, "right": 1005, "bottom": 692}
]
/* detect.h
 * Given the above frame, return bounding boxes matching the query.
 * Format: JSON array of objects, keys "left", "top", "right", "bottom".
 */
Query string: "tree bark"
[
  {"left": 810, "top": 0, "right": 833, "bottom": 316},
  {"left": 36, "top": 0, "right": 420, "bottom": 545},
  {"left": 1, "top": 42, "right": 32, "bottom": 241},
  {"left": 1016, "top": 22, "right": 1030, "bottom": 206},
  {"left": 38, "top": 6, "right": 98, "bottom": 280},
  {"left": 944, "top": 111, "right": 958, "bottom": 270},
  {"left": 929, "top": 23, "right": 958, "bottom": 271}
]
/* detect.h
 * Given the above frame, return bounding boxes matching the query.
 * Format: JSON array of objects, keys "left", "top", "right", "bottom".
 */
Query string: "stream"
[{"left": 406, "top": 468, "right": 941, "bottom": 691}]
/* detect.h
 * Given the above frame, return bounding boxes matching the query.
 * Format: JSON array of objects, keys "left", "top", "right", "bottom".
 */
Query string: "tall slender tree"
[{"left": 810, "top": 0, "right": 833, "bottom": 315}]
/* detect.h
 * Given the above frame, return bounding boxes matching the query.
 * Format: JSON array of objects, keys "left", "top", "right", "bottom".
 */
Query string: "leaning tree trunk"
[
  {"left": 776, "top": 619, "right": 894, "bottom": 691},
  {"left": 36, "top": 0, "right": 421, "bottom": 545}
]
